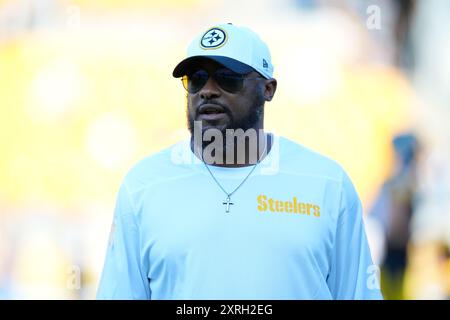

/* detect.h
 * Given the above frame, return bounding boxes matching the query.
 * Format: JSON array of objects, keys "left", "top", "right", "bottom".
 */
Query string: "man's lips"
[{"left": 197, "top": 103, "right": 228, "bottom": 121}]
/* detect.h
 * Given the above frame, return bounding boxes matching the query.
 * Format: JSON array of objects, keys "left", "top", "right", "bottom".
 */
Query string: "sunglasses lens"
[
  {"left": 186, "top": 70, "right": 209, "bottom": 93},
  {"left": 215, "top": 69, "right": 244, "bottom": 93},
  {"left": 182, "top": 69, "right": 246, "bottom": 93}
]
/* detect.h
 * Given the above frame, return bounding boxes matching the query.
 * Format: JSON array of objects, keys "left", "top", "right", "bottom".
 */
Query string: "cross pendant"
[{"left": 222, "top": 196, "right": 234, "bottom": 213}]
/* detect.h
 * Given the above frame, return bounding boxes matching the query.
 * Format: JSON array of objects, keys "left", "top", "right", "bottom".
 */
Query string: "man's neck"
[{"left": 191, "top": 130, "right": 272, "bottom": 168}]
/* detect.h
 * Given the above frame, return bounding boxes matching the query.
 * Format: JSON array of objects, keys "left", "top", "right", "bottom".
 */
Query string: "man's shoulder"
[
  {"left": 279, "top": 136, "right": 346, "bottom": 183},
  {"left": 122, "top": 139, "right": 195, "bottom": 190}
]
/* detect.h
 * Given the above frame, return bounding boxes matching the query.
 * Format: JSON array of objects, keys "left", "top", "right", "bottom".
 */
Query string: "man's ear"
[{"left": 264, "top": 78, "right": 277, "bottom": 102}]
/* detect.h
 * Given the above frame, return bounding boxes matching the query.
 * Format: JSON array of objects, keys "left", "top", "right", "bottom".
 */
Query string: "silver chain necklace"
[{"left": 201, "top": 135, "right": 269, "bottom": 213}]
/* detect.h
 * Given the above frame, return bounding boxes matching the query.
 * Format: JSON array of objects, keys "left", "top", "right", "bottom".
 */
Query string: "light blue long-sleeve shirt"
[{"left": 97, "top": 135, "right": 383, "bottom": 300}]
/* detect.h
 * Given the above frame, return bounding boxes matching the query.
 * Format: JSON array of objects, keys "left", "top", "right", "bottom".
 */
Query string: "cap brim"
[{"left": 172, "top": 56, "right": 255, "bottom": 78}]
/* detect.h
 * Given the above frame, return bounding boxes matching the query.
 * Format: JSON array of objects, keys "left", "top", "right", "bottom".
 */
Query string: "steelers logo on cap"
[{"left": 200, "top": 27, "right": 228, "bottom": 49}]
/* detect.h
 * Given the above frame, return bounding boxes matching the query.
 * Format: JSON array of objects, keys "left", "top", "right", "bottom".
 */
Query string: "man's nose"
[{"left": 199, "top": 76, "right": 221, "bottom": 99}]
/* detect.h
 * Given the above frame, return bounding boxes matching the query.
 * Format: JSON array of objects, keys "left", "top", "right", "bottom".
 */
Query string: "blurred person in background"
[{"left": 370, "top": 133, "right": 419, "bottom": 299}]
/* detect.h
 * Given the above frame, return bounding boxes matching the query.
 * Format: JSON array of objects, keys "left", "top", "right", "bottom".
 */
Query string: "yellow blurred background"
[{"left": 0, "top": 0, "right": 449, "bottom": 299}]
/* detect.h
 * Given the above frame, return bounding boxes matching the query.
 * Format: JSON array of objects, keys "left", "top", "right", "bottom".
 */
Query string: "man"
[
  {"left": 97, "top": 23, "right": 382, "bottom": 299},
  {"left": 370, "top": 133, "right": 418, "bottom": 299}
]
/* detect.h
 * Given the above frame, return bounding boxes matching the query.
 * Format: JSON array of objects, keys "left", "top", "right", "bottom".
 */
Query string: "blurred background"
[{"left": 0, "top": 0, "right": 449, "bottom": 299}]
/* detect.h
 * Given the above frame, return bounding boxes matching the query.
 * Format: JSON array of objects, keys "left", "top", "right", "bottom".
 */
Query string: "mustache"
[{"left": 196, "top": 100, "right": 230, "bottom": 115}]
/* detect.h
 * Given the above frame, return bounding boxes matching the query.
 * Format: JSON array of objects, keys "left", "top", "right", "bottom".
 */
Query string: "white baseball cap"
[{"left": 172, "top": 23, "right": 274, "bottom": 79}]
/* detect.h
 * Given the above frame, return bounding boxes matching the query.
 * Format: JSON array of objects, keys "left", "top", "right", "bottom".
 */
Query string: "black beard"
[{"left": 187, "top": 91, "right": 265, "bottom": 143}]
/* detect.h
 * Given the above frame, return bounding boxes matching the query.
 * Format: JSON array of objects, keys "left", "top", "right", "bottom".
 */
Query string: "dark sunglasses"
[{"left": 182, "top": 68, "right": 263, "bottom": 94}]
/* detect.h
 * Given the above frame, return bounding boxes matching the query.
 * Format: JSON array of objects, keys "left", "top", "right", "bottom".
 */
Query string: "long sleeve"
[
  {"left": 326, "top": 171, "right": 383, "bottom": 300},
  {"left": 96, "top": 182, "right": 151, "bottom": 299}
]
